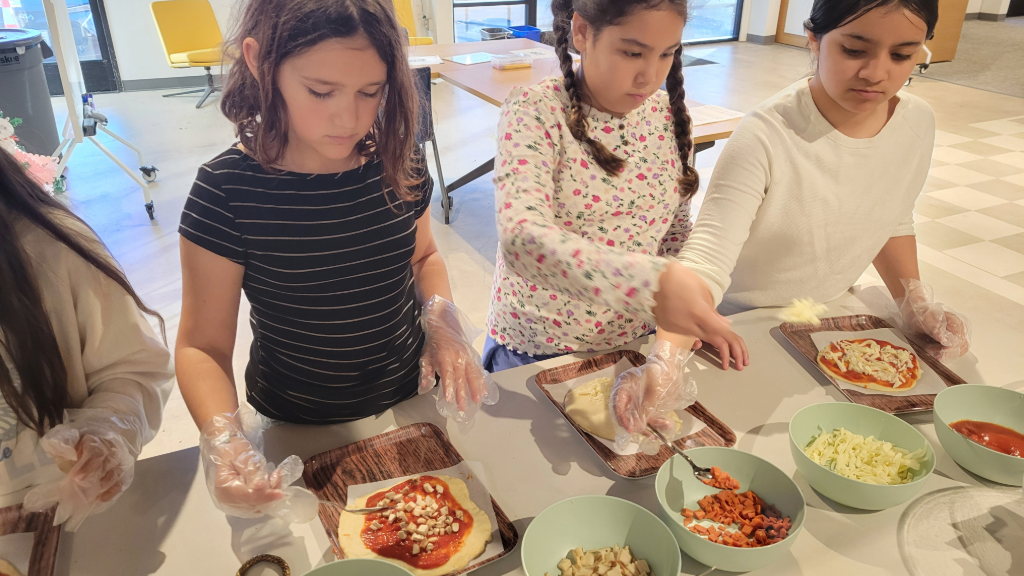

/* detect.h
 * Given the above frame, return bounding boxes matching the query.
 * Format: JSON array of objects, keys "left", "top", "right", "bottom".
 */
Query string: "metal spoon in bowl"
[
  {"left": 646, "top": 425, "right": 714, "bottom": 482},
  {"left": 318, "top": 501, "right": 396, "bottom": 515}
]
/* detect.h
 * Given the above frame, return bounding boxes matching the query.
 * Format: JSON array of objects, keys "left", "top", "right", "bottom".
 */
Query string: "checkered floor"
[{"left": 916, "top": 115, "right": 1024, "bottom": 286}]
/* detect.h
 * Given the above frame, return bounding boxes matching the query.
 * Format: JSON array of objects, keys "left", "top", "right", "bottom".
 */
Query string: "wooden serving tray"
[
  {"left": 534, "top": 350, "right": 736, "bottom": 479},
  {"left": 779, "top": 314, "right": 966, "bottom": 414},
  {"left": 301, "top": 423, "right": 518, "bottom": 574},
  {"left": 0, "top": 504, "right": 59, "bottom": 576}
]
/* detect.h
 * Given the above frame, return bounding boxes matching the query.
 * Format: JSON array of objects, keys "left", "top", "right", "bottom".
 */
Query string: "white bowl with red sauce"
[{"left": 934, "top": 384, "right": 1024, "bottom": 486}]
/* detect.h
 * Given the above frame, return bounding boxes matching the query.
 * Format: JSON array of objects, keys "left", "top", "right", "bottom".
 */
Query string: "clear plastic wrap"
[
  {"left": 418, "top": 296, "right": 499, "bottom": 427},
  {"left": 199, "top": 406, "right": 317, "bottom": 524},
  {"left": 610, "top": 340, "right": 698, "bottom": 455}
]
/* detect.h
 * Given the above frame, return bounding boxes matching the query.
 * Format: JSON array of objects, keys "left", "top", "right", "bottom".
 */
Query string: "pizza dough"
[
  {"left": 817, "top": 338, "right": 922, "bottom": 392},
  {"left": 564, "top": 377, "right": 685, "bottom": 441},
  {"left": 338, "top": 475, "right": 491, "bottom": 576},
  {"left": 564, "top": 377, "right": 618, "bottom": 440},
  {"left": 0, "top": 559, "right": 24, "bottom": 576}
]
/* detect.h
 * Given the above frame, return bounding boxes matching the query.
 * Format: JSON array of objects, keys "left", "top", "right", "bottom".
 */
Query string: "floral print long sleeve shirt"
[{"left": 488, "top": 75, "right": 693, "bottom": 356}]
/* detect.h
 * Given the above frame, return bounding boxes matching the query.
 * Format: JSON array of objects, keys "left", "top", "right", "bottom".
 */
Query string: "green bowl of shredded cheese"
[{"left": 789, "top": 402, "right": 935, "bottom": 510}]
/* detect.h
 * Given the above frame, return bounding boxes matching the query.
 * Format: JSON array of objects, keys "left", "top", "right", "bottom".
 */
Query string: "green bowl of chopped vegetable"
[
  {"left": 655, "top": 448, "right": 806, "bottom": 572},
  {"left": 520, "top": 495, "right": 681, "bottom": 576},
  {"left": 934, "top": 384, "right": 1024, "bottom": 486},
  {"left": 789, "top": 402, "right": 935, "bottom": 510}
]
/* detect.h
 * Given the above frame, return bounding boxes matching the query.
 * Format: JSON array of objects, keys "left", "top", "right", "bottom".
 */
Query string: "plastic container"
[
  {"left": 480, "top": 27, "right": 512, "bottom": 41},
  {"left": 491, "top": 54, "right": 532, "bottom": 70},
  {"left": 0, "top": 29, "right": 60, "bottom": 155},
  {"left": 508, "top": 25, "right": 541, "bottom": 42}
]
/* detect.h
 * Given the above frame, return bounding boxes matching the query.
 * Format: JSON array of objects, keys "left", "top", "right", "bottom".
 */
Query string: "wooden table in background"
[{"left": 410, "top": 39, "right": 742, "bottom": 222}]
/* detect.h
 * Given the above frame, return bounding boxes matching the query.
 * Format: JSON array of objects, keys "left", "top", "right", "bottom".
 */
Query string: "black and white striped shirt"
[{"left": 179, "top": 148, "right": 432, "bottom": 424}]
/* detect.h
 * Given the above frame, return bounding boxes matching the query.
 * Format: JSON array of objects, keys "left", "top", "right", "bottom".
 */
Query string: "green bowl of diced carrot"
[{"left": 655, "top": 447, "right": 806, "bottom": 572}]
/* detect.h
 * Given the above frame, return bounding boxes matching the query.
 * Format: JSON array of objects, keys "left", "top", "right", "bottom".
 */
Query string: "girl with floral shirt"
[{"left": 485, "top": 0, "right": 748, "bottom": 442}]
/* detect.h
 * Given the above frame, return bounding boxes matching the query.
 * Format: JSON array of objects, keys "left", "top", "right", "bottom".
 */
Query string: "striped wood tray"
[
  {"left": 780, "top": 314, "right": 966, "bottom": 413},
  {"left": 0, "top": 504, "right": 59, "bottom": 576},
  {"left": 301, "top": 422, "right": 518, "bottom": 573},
  {"left": 534, "top": 350, "right": 737, "bottom": 478}
]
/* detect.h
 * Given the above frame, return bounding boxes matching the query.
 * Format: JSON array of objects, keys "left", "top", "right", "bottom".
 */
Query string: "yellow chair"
[
  {"left": 393, "top": 0, "right": 433, "bottom": 45},
  {"left": 151, "top": 0, "right": 224, "bottom": 108}
]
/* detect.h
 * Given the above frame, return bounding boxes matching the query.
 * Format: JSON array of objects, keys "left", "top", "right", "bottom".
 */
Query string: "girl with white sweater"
[
  {"left": 679, "top": 0, "right": 971, "bottom": 359},
  {"left": 0, "top": 147, "right": 173, "bottom": 530}
]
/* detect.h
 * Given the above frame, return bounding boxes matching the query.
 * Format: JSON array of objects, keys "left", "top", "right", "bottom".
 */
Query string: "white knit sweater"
[{"left": 679, "top": 79, "right": 934, "bottom": 312}]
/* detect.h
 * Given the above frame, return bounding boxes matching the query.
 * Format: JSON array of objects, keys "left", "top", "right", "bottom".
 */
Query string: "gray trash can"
[{"left": 0, "top": 29, "right": 60, "bottom": 156}]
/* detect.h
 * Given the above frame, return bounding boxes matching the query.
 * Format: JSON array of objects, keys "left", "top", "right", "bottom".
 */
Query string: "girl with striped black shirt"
[{"left": 176, "top": 0, "right": 491, "bottom": 520}]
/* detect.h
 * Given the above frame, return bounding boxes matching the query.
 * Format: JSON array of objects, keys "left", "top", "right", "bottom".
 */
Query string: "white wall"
[
  {"left": 979, "top": 0, "right": 1010, "bottom": 14},
  {"left": 967, "top": 0, "right": 983, "bottom": 13},
  {"left": 104, "top": 0, "right": 236, "bottom": 81},
  {"left": 746, "top": 0, "right": 783, "bottom": 37}
]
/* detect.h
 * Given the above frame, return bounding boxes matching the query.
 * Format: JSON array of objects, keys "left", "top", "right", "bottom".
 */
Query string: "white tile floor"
[{"left": 42, "top": 41, "right": 1024, "bottom": 461}]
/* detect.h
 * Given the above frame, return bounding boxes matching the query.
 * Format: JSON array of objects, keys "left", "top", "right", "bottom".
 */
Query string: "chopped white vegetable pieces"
[
  {"left": 803, "top": 426, "right": 926, "bottom": 485},
  {"left": 548, "top": 545, "right": 653, "bottom": 576}
]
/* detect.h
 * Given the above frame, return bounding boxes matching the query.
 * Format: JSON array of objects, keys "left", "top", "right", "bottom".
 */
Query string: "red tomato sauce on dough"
[
  {"left": 360, "top": 475, "right": 475, "bottom": 570},
  {"left": 949, "top": 420, "right": 1024, "bottom": 458},
  {"left": 820, "top": 338, "right": 916, "bottom": 388}
]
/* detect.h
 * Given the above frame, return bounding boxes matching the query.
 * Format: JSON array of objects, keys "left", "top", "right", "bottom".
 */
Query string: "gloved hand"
[
  {"left": 23, "top": 409, "right": 143, "bottom": 532},
  {"left": 891, "top": 279, "right": 972, "bottom": 361},
  {"left": 610, "top": 340, "right": 698, "bottom": 454},
  {"left": 199, "top": 407, "right": 317, "bottom": 524},
  {"left": 418, "top": 295, "right": 499, "bottom": 425}
]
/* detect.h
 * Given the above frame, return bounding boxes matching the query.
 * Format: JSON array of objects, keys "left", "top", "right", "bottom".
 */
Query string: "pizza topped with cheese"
[
  {"left": 816, "top": 338, "right": 921, "bottom": 392},
  {"left": 337, "top": 474, "right": 492, "bottom": 576}
]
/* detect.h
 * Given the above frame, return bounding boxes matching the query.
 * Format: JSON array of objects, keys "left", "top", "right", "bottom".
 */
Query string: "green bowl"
[
  {"left": 934, "top": 384, "right": 1024, "bottom": 486},
  {"left": 521, "top": 495, "right": 681, "bottom": 576},
  {"left": 302, "top": 558, "right": 414, "bottom": 576},
  {"left": 655, "top": 448, "right": 805, "bottom": 573},
  {"left": 789, "top": 402, "right": 935, "bottom": 510}
]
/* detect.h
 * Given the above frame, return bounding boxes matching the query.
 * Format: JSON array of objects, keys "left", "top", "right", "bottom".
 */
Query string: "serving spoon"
[{"left": 646, "top": 425, "right": 714, "bottom": 482}]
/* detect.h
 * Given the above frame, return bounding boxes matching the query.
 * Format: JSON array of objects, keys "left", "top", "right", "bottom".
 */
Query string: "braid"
[
  {"left": 664, "top": 45, "right": 700, "bottom": 199},
  {"left": 552, "top": 0, "right": 625, "bottom": 177}
]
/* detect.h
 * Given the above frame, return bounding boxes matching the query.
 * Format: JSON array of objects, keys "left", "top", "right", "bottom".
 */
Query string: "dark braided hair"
[{"left": 551, "top": 0, "right": 699, "bottom": 198}]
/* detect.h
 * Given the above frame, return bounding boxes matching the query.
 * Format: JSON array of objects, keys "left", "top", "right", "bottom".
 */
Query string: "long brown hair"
[
  {"left": 0, "top": 148, "right": 164, "bottom": 434},
  {"left": 552, "top": 0, "right": 700, "bottom": 198},
  {"left": 220, "top": 0, "right": 422, "bottom": 201}
]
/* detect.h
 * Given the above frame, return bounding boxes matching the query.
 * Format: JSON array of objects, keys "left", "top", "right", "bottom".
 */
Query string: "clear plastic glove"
[
  {"left": 199, "top": 406, "right": 317, "bottom": 524},
  {"left": 23, "top": 409, "right": 143, "bottom": 532},
  {"left": 890, "top": 278, "right": 972, "bottom": 361},
  {"left": 610, "top": 340, "right": 698, "bottom": 455},
  {"left": 418, "top": 295, "right": 499, "bottom": 426}
]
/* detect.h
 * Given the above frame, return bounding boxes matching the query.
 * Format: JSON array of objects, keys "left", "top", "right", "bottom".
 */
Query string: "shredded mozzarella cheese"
[
  {"left": 803, "top": 426, "right": 926, "bottom": 485},
  {"left": 778, "top": 298, "right": 828, "bottom": 325},
  {"left": 821, "top": 339, "right": 914, "bottom": 386}
]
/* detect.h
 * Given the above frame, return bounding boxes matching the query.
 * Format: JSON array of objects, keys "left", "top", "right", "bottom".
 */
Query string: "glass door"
[{"left": 2, "top": 0, "right": 121, "bottom": 93}]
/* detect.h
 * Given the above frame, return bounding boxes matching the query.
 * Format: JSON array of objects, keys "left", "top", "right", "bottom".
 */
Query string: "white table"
[{"left": 57, "top": 293, "right": 1023, "bottom": 576}]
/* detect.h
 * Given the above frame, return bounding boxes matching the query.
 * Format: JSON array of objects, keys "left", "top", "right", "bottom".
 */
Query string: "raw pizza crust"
[
  {"left": 817, "top": 338, "right": 922, "bottom": 392},
  {"left": 337, "top": 475, "right": 492, "bottom": 576},
  {"left": 564, "top": 377, "right": 618, "bottom": 440},
  {"left": 565, "top": 377, "right": 684, "bottom": 441},
  {"left": 0, "top": 559, "right": 24, "bottom": 576}
]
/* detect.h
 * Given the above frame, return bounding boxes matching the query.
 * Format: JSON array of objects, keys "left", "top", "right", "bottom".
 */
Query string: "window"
[
  {"left": 685, "top": 0, "right": 743, "bottom": 43},
  {"left": 1, "top": 0, "right": 121, "bottom": 93},
  {"left": 531, "top": 0, "right": 743, "bottom": 43},
  {"left": 453, "top": 0, "right": 537, "bottom": 43}
]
